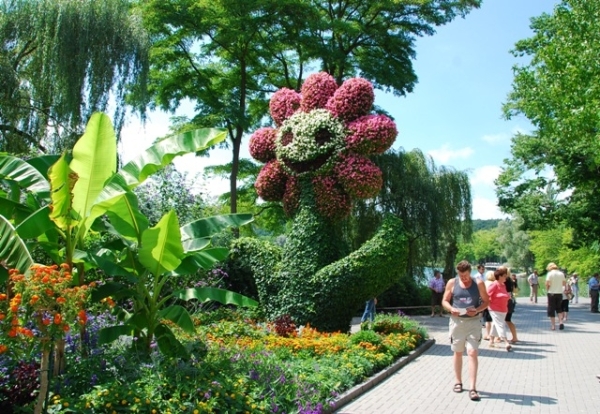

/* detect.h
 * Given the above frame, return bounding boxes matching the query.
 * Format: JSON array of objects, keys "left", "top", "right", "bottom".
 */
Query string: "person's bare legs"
[
  {"left": 506, "top": 321, "right": 518, "bottom": 341},
  {"left": 454, "top": 351, "right": 463, "bottom": 385},
  {"left": 550, "top": 316, "right": 555, "bottom": 330},
  {"left": 467, "top": 348, "right": 478, "bottom": 391},
  {"left": 484, "top": 321, "right": 491, "bottom": 339}
]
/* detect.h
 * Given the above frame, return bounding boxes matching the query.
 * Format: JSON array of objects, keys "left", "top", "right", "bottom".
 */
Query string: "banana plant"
[
  {"left": 86, "top": 210, "right": 256, "bottom": 358},
  {"left": 0, "top": 112, "right": 258, "bottom": 358}
]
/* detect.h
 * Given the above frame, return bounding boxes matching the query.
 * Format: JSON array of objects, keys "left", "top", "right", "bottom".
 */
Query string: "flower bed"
[{"left": 1, "top": 309, "right": 427, "bottom": 413}]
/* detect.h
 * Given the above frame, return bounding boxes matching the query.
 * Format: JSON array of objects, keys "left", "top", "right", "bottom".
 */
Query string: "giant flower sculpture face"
[{"left": 249, "top": 72, "right": 398, "bottom": 220}]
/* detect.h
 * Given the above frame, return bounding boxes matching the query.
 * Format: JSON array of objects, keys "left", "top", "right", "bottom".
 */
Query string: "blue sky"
[{"left": 121, "top": 0, "right": 560, "bottom": 219}]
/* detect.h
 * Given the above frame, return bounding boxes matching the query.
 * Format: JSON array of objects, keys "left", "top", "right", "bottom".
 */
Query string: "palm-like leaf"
[
  {"left": 139, "top": 210, "right": 183, "bottom": 276},
  {"left": 0, "top": 215, "right": 34, "bottom": 280},
  {"left": 180, "top": 214, "right": 253, "bottom": 253}
]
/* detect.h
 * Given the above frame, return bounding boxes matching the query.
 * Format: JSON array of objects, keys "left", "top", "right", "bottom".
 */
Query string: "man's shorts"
[
  {"left": 547, "top": 293, "right": 563, "bottom": 316},
  {"left": 449, "top": 316, "right": 482, "bottom": 352}
]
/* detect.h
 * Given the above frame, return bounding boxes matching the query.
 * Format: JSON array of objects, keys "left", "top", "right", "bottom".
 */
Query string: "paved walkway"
[{"left": 336, "top": 296, "right": 600, "bottom": 414}]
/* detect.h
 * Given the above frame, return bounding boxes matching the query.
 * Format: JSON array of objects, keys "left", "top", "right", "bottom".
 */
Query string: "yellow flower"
[
  {"left": 105, "top": 403, "right": 112, "bottom": 408},
  {"left": 63, "top": 402, "right": 69, "bottom": 407},
  {"left": 121, "top": 399, "right": 127, "bottom": 405}
]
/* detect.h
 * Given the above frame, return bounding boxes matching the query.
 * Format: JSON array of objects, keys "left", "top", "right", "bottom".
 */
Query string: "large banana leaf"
[
  {"left": 158, "top": 305, "right": 195, "bottom": 333},
  {"left": 180, "top": 214, "right": 253, "bottom": 253},
  {"left": 139, "top": 210, "right": 183, "bottom": 276},
  {"left": 154, "top": 323, "right": 189, "bottom": 360},
  {"left": 0, "top": 196, "right": 35, "bottom": 223},
  {"left": 26, "top": 155, "right": 60, "bottom": 180},
  {"left": 104, "top": 191, "right": 148, "bottom": 242},
  {"left": 48, "top": 153, "right": 79, "bottom": 231},
  {"left": 71, "top": 112, "right": 117, "bottom": 221},
  {"left": 171, "top": 248, "right": 229, "bottom": 274},
  {"left": 15, "top": 205, "right": 54, "bottom": 239},
  {"left": 174, "top": 287, "right": 258, "bottom": 308},
  {"left": 0, "top": 215, "right": 33, "bottom": 282},
  {"left": 0, "top": 154, "right": 51, "bottom": 200},
  {"left": 86, "top": 128, "right": 227, "bottom": 230}
]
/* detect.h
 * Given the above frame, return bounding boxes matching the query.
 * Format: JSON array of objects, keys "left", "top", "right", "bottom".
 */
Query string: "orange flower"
[
  {"left": 0, "top": 293, "right": 6, "bottom": 301},
  {"left": 18, "top": 327, "right": 34, "bottom": 338},
  {"left": 11, "top": 317, "right": 19, "bottom": 326},
  {"left": 62, "top": 324, "right": 70, "bottom": 332},
  {"left": 60, "top": 263, "right": 70, "bottom": 270},
  {"left": 41, "top": 276, "right": 50, "bottom": 283},
  {"left": 8, "top": 328, "right": 17, "bottom": 337},
  {"left": 56, "top": 297, "right": 67, "bottom": 304},
  {"left": 54, "top": 313, "right": 62, "bottom": 325},
  {"left": 30, "top": 295, "right": 40, "bottom": 304},
  {"left": 42, "top": 318, "right": 51, "bottom": 326},
  {"left": 0, "top": 313, "right": 4, "bottom": 321},
  {"left": 10, "top": 305, "right": 18, "bottom": 313},
  {"left": 0, "top": 345, "right": 7, "bottom": 354},
  {"left": 78, "top": 310, "right": 88, "bottom": 325},
  {"left": 45, "top": 289, "right": 54, "bottom": 296}
]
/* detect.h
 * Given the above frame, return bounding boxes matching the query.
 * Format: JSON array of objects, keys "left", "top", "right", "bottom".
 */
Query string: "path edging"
[{"left": 327, "top": 338, "right": 436, "bottom": 413}]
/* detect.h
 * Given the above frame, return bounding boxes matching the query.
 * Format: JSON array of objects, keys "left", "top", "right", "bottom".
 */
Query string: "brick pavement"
[{"left": 335, "top": 296, "right": 600, "bottom": 414}]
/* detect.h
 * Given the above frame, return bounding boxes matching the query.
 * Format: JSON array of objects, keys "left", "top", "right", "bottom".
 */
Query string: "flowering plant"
[
  {"left": 250, "top": 71, "right": 397, "bottom": 219},
  {"left": 0, "top": 264, "right": 92, "bottom": 354}
]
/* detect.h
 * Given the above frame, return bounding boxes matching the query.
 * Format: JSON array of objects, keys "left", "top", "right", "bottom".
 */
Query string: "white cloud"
[
  {"left": 481, "top": 125, "right": 529, "bottom": 145},
  {"left": 470, "top": 165, "right": 502, "bottom": 187},
  {"left": 481, "top": 132, "right": 508, "bottom": 144},
  {"left": 472, "top": 196, "right": 508, "bottom": 220},
  {"left": 427, "top": 144, "right": 474, "bottom": 163}
]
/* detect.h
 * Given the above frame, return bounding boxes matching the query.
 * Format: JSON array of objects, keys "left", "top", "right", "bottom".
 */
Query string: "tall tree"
[
  {"left": 496, "top": 0, "right": 600, "bottom": 245},
  {"left": 140, "top": 0, "right": 482, "bottom": 214},
  {"left": 348, "top": 149, "right": 472, "bottom": 281},
  {"left": 496, "top": 217, "right": 533, "bottom": 271},
  {"left": 0, "top": 0, "right": 149, "bottom": 154}
]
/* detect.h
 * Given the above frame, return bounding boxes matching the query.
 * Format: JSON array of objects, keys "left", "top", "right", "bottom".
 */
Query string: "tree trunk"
[
  {"left": 53, "top": 338, "right": 66, "bottom": 376},
  {"left": 35, "top": 346, "right": 51, "bottom": 414}
]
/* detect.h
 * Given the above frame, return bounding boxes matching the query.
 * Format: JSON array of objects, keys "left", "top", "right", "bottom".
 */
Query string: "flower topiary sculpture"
[{"left": 238, "top": 72, "right": 408, "bottom": 332}]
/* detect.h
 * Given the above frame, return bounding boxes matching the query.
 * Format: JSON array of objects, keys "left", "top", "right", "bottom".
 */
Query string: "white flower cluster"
[{"left": 275, "top": 109, "right": 346, "bottom": 163}]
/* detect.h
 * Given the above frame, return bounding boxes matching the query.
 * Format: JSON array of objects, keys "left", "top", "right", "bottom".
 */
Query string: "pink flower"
[
  {"left": 249, "top": 127, "right": 277, "bottom": 162},
  {"left": 326, "top": 78, "right": 374, "bottom": 122},
  {"left": 270, "top": 88, "right": 301, "bottom": 126},
  {"left": 255, "top": 160, "right": 288, "bottom": 201},
  {"left": 346, "top": 115, "right": 397, "bottom": 155},
  {"left": 334, "top": 154, "right": 383, "bottom": 199},
  {"left": 312, "top": 176, "right": 352, "bottom": 220},
  {"left": 300, "top": 72, "right": 338, "bottom": 112}
]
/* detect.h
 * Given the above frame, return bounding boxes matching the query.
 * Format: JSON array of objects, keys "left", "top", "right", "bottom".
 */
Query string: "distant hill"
[{"left": 473, "top": 219, "right": 502, "bottom": 232}]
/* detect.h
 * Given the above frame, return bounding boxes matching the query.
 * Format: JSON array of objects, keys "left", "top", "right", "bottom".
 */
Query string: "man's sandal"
[
  {"left": 453, "top": 383, "right": 463, "bottom": 393},
  {"left": 469, "top": 390, "right": 480, "bottom": 401}
]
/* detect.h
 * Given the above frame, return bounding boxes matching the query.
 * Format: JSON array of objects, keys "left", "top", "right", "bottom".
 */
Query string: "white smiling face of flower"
[{"left": 275, "top": 109, "right": 346, "bottom": 175}]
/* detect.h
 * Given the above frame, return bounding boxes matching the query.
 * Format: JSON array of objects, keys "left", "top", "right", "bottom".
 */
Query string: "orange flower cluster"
[{"left": 0, "top": 264, "right": 93, "bottom": 353}]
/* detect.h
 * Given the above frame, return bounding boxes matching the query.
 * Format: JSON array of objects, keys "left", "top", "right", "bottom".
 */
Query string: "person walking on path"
[
  {"left": 561, "top": 282, "right": 572, "bottom": 322},
  {"left": 545, "top": 263, "right": 566, "bottom": 330},
  {"left": 588, "top": 273, "right": 600, "bottom": 313},
  {"left": 429, "top": 270, "right": 445, "bottom": 317},
  {"left": 361, "top": 298, "right": 377, "bottom": 323},
  {"left": 442, "top": 260, "right": 489, "bottom": 402},
  {"left": 487, "top": 267, "right": 513, "bottom": 351},
  {"left": 504, "top": 270, "right": 519, "bottom": 343},
  {"left": 568, "top": 273, "right": 579, "bottom": 303},
  {"left": 474, "top": 264, "right": 485, "bottom": 282},
  {"left": 528, "top": 269, "right": 539, "bottom": 303}
]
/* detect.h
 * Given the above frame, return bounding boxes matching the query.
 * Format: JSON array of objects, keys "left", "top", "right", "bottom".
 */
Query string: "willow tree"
[
  {"left": 0, "top": 0, "right": 149, "bottom": 154},
  {"left": 347, "top": 149, "right": 472, "bottom": 282}
]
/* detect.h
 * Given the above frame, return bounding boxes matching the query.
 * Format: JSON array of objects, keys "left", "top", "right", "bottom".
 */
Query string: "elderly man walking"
[{"left": 545, "top": 263, "right": 566, "bottom": 330}]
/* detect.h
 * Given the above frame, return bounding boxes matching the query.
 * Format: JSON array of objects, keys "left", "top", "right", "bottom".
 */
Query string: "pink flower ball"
[
  {"left": 255, "top": 160, "right": 288, "bottom": 201},
  {"left": 270, "top": 88, "right": 301, "bottom": 126},
  {"left": 300, "top": 72, "right": 338, "bottom": 112},
  {"left": 326, "top": 78, "right": 374, "bottom": 122},
  {"left": 334, "top": 154, "right": 383, "bottom": 199},
  {"left": 312, "top": 175, "right": 352, "bottom": 220},
  {"left": 346, "top": 115, "right": 397, "bottom": 155},
  {"left": 249, "top": 127, "right": 277, "bottom": 162}
]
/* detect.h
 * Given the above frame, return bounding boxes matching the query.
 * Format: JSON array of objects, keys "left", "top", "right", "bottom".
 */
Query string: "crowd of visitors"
[{"left": 430, "top": 260, "right": 593, "bottom": 402}]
